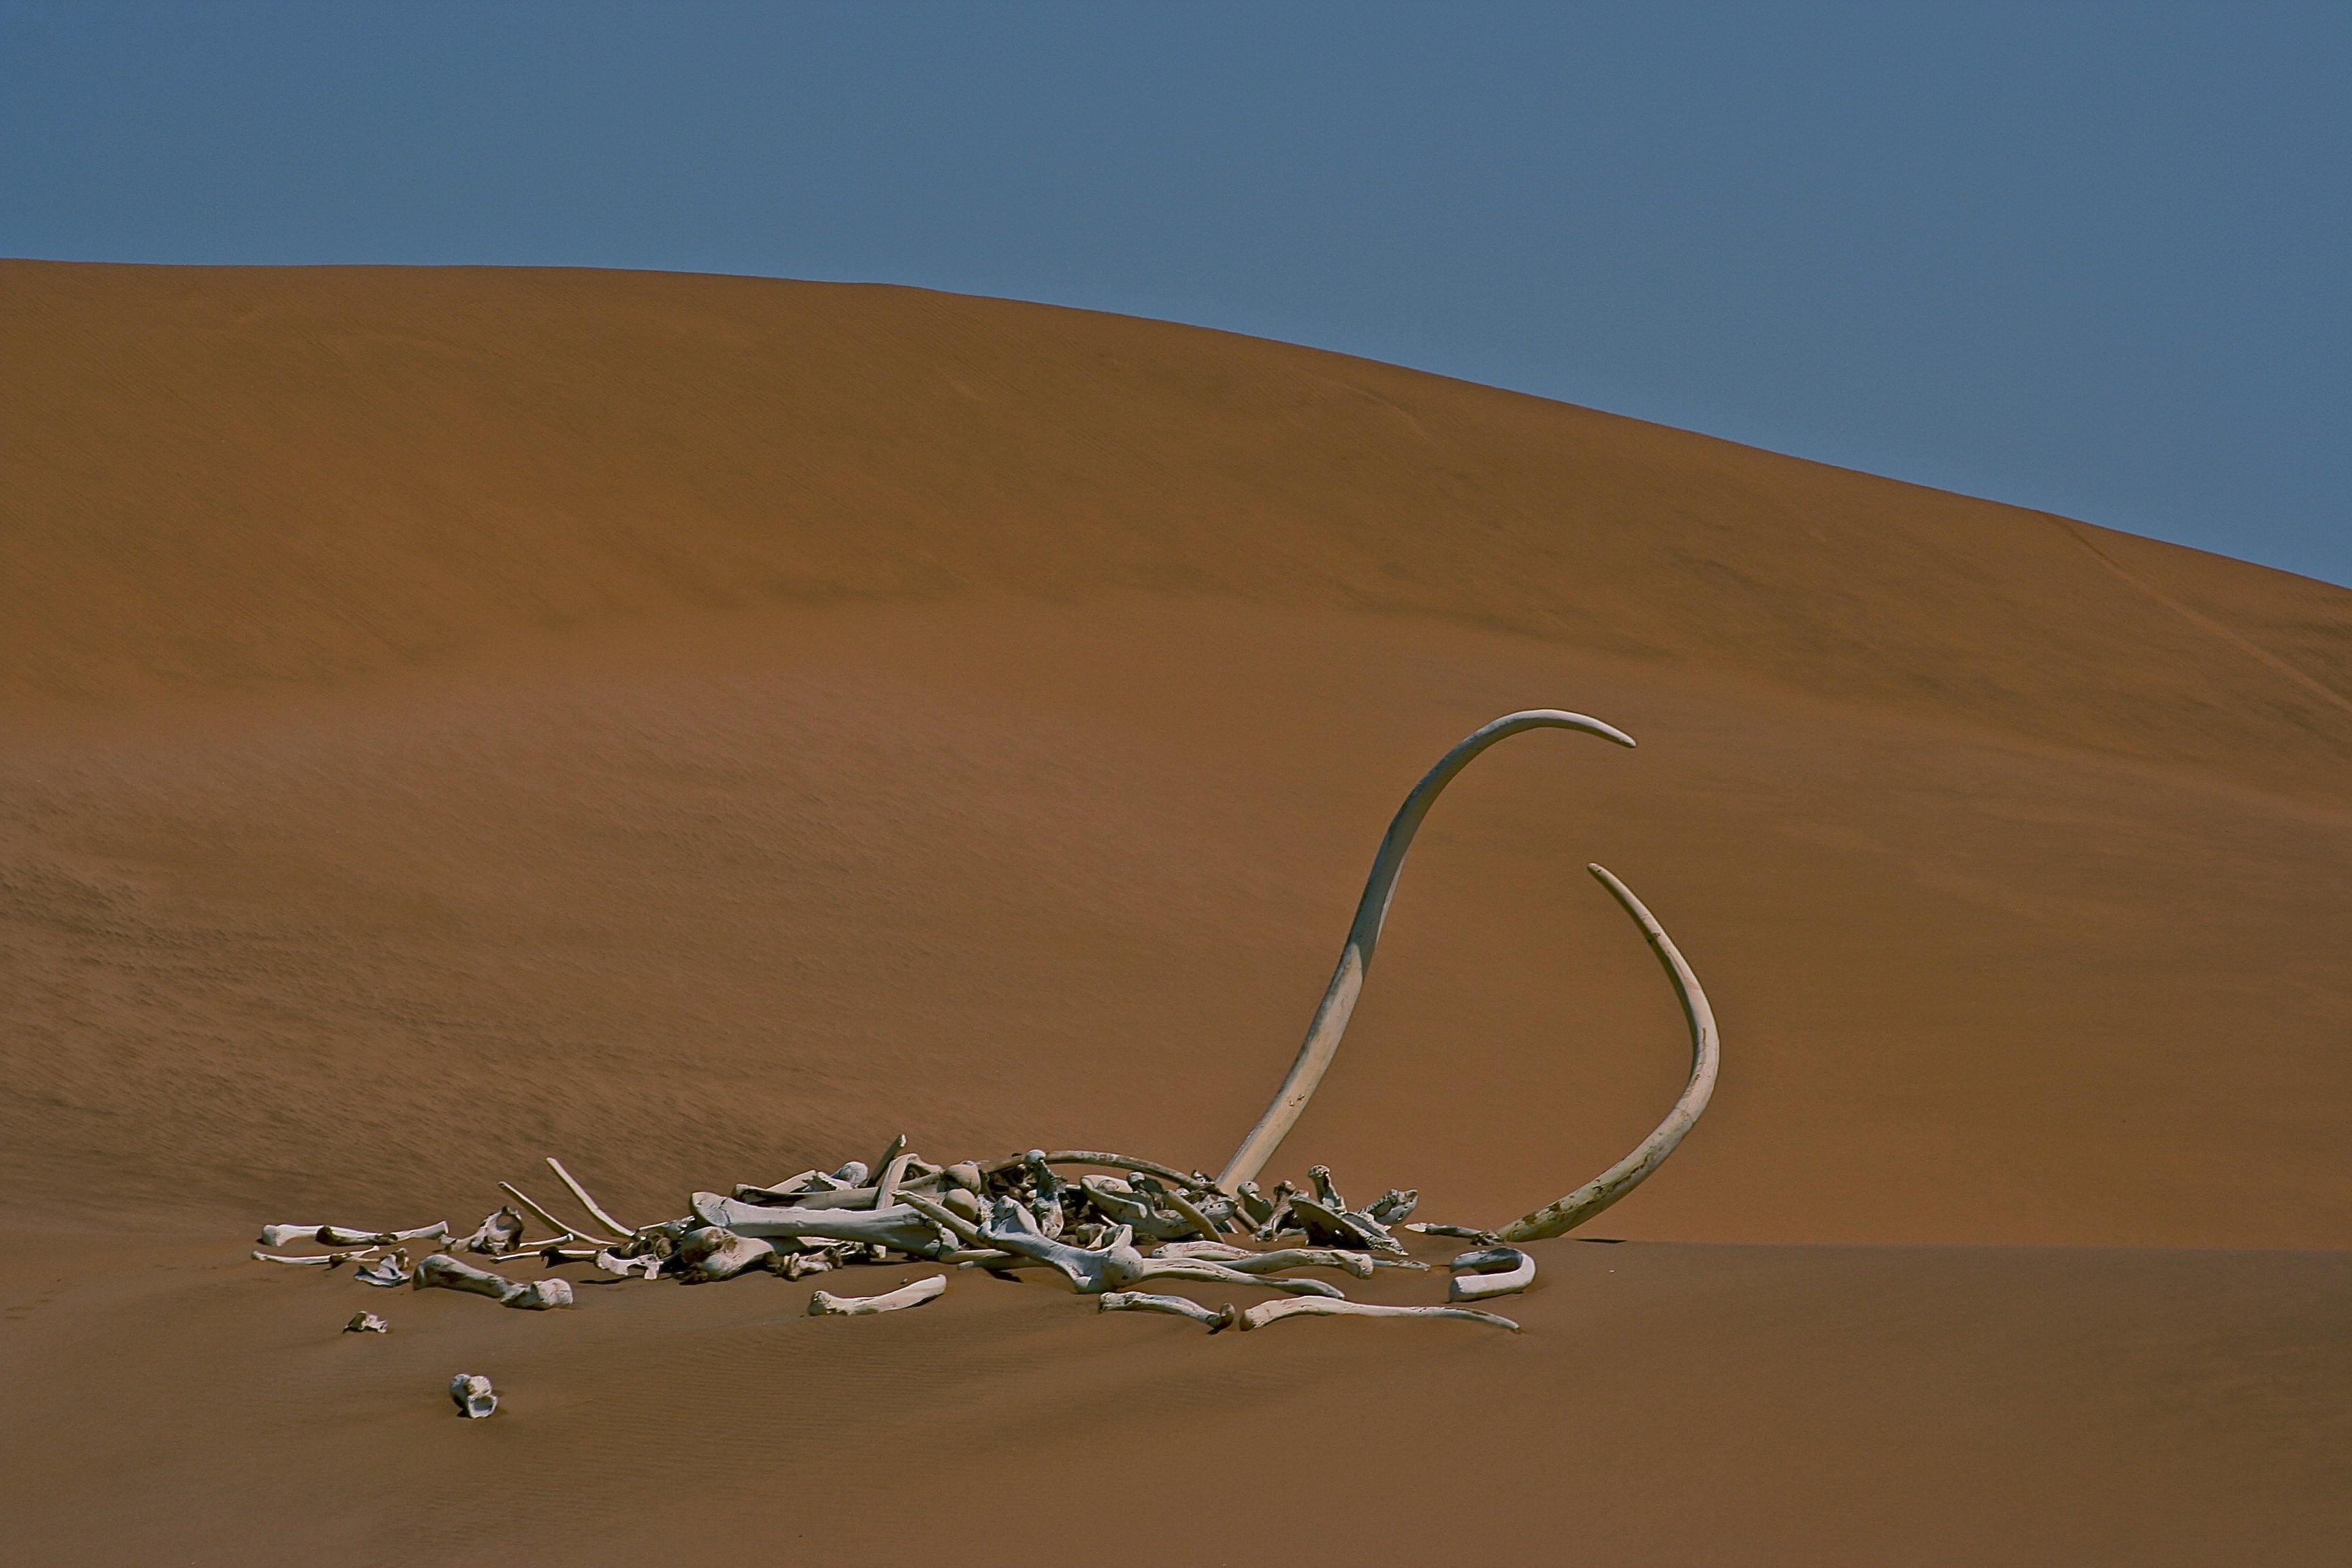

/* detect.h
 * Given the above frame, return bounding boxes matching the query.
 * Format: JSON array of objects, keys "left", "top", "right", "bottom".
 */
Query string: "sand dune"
[{"left": 1, "top": 261, "right": 2345, "bottom": 1563}]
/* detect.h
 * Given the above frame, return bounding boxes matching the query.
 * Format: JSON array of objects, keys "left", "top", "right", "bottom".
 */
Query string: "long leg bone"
[
  {"left": 690, "top": 1192, "right": 951, "bottom": 1256},
  {"left": 258, "top": 1223, "right": 448, "bottom": 1248},
  {"left": 1217, "top": 710, "right": 1637, "bottom": 1192},
  {"left": 250, "top": 1249, "right": 382, "bottom": 1267},
  {"left": 1494, "top": 864, "right": 1720, "bottom": 1242},
  {"left": 1098, "top": 1292, "right": 1236, "bottom": 1332},
  {"left": 807, "top": 1274, "right": 948, "bottom": 1316},
  {"left": 1239, "top": 1298, "right": 1522, "bottom": 1333},
  {"left": 414, "top": 1253, "right": 575, "bottom": 1309},
  {"left": 1447, "top": 1245, "right": 1537, "bottom": 1301}
]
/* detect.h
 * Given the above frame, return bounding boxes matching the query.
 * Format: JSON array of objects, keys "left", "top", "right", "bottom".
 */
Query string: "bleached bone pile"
[{"left": 250, "top": 710, "right": 1722, "bottom": 1341}]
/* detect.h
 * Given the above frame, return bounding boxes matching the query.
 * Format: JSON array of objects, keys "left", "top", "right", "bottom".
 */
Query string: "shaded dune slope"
[
  {"left": 5, "top": 261, "right": 2349, "bottom": 1567},
  {"left": 5, "top": 261, "right": 2345, "bottom": 1250}
]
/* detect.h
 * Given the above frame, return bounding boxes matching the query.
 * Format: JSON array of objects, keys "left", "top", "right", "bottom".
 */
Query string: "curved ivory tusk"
[
  {"left": 1217, "top": 710, "right": 1637, "bottom": 1193},
  {"left": 1238, "top": 1297, "right": 1522, "bottom": 1333},
  {"left": 1494, "top": 863, "right": 1720, "bottom": 1242}
]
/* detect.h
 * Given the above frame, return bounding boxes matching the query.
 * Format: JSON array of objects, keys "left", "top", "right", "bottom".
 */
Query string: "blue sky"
[{"left": 5, "top": 3, "right": 2345, "bottom": 585}]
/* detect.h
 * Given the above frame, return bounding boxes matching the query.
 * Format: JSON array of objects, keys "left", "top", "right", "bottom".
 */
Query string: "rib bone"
[
  {"left": 806, "top": 1274, "right": 948, "bottom": 1316},
  {"left": 1494, "top": 864, "right": 1720, "bottom": 1241},
  {"left": 1239, "top": 1298, "right": 1522, "bottom": 1333},
  {"left": 1098, "top": 1291, "right": 1235, "bottom": 1332},
  {"left": 546, "top": 1158, "right": 638, "bottom": 1239},
  {"left": 1447, "top": 1245, "right": 1536, "bottom": 1301},
  {"left": 1218, "top": 710, "right": 1637, "bottom": 1192}
]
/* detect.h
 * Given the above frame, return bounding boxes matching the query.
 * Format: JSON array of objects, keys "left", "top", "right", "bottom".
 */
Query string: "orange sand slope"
[{"left": 1, "top": 261, "right": 2346, "bottom": 1565}]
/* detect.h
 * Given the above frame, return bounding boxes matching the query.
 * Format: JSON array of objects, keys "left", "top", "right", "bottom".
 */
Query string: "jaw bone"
[
  {"left": 1098, "top": 1292, "right": 1236, "bottom": 1332},
  {"left": 1446, "top": 1245, "right": 1536, "bottom": 1301},
  {"left": 1239, "top": 1298, "right": 1522, "bottom": 1333},
  {"left": 1217, "top": 710, "right": 1638, "bottom": 1193},
  {"left": 414, "top": 1253, "right": 575, "bottom": 1309},
  {"left": 807, "top": 1274, "right": 949, "bottom": 1316}
]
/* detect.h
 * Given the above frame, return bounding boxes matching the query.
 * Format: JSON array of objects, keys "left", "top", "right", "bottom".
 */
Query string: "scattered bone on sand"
[
  {"left": 344, "top": 1312, "right": 391, "bottom": 1333},
  {"left": 1239, "top": 1297, "right": 1522, "bottom": 1333},
  {"left": 807, "top": 1274, "right": 949, "bottom": 1316},
  {"left": 246, "top": 713, "right": 1718, "bottom": 1351},
  {"left": 449, "top": 1375, "right": 497, "bottom": 1418},
  {"left": 1447, "top": 1245, "right": 1537, "bottom": 1301}
]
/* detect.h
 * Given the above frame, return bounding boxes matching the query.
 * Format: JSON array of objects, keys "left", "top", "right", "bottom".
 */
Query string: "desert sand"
[{"left": 1, "top": 260, "right": 2346, "bottom": 1565}]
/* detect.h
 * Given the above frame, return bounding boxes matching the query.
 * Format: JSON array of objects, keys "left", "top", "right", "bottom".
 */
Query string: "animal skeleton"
[{"left": 248, "top": 710, "right": 1720, "bottom": 1348}]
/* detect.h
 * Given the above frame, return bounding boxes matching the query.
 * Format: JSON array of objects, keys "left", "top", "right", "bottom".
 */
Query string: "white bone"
[
  {"left": 1098, "top": 1291, "right": 1235, "bottom": 1332},
  {"left": 1218, "top": 710, "right": 1637, "bottom": 1192},
  {"left": 872, "top": 1150, "right": 919, "bottom": 1210},
  {"left": 1078, "top": 1175, "right": 1193, "bottom": 1241},
  {"left": 452, "top": 1207, "right": 528, "bottom": 1255},
  {"left": 1220, "top": 1247, "right": 1377, "bottom": 1279},
  {"left": 1494, "top": 864, "right": 1720, "bottom": 1242},
  {"left": 250, "top": 1249, "right": 379, "bottom": 1267},
  {"left": 500, "top": 1181, "right": 623, "bottom": 1246},
  {"left": 1239, "top": 1298, "right": 1522, "bottom": 1333},
  {"left": 450, "top": 1374, "right": 497, "bottom": 1418},
  {"left": 257, "top": 1222, "right": 447, "bottom": 1248},
  {"left": 1151, "top": 1241, "right": 1258, "bottom": 1262},
  {"left": 355, "top": 1250, "right": 412, "bottom": 1287},
  {"left": 829, "top": 1161, "right": 872, "bottom": 1187},
  {"left": 344, "top": 1312, "right": 391, "bottom": 1333},
  {"left": 1446, "top": 1245, "right": 1536, "bottom": 1301},
  {"left": 546, "top": 1158, "right": 638, "bottom": 1238},
  {"left": 594, "top": 1246, "right": 663, "bottom": 1279},
  {"left": 675, "top": 1226, "right": 776, "bottom": 1283},
  {"left": 691, "top": 1192, "right": 948, "bottom": 1255},
  {"left": 977, "top": 1150, "right": 1203, "bottom": 1188},
  {"left": 806, "top": 1274, "right": 948, "bottom": 1316},
  {"left": 414, "top": 1253, "right": 574, "bottom": 1309},
  {"left": 968, "top": 1198, "right": 1343, "bottom": 1298}
]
